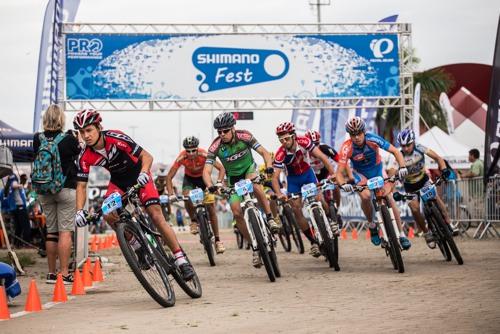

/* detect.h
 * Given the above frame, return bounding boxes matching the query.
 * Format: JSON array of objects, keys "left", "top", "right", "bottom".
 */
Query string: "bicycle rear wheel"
[
  {"left": 284, "top": 205, "right": 304, "bottom": 254},
  {"left": 249, "top": 209, "right": 276, "bottom": 282},
  {"left": 197, "top": 209, "right": 215, "bottom": 266},
  {"left": 278, "top": 214, "right": 292, "bottom": 252},
  {"left": 116, "top": 222, "right": 175, "bottom": 307},
  {"left": 380, "top": 205, "right": 405, "bottom": 273},
  {"left": 328, "top": 203, "right": 340, "bottom": 271},
  {"left": 163, "top": 250, "right": 203, "bottom": 298}
]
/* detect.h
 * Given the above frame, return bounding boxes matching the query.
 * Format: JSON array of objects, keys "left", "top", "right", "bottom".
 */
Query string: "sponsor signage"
[{"left": 65, "top": 33, "right": 400, "bottom": 100}]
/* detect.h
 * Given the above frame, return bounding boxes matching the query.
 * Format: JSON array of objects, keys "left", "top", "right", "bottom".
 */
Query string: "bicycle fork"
[
  {"left": 306, "top": 202, "right": 334, "bottom": 244},
  {"left": 372, "top": 201, "right": 401, "bottom": 246},
  {"left": 243, "top": 206, "right": 270, "bottom": 252}
]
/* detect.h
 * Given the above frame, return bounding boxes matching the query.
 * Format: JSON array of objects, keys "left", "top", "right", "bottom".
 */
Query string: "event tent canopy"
[
  {"left": 419, "top": 126, "right": 471, "bottom": 169},
  {"left": 0, "top": 120, "right": 34, "bottom": 162}
]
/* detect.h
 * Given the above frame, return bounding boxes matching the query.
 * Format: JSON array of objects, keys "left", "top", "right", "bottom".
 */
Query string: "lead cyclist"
[{"left": 203, "top": 112, "right": 281, "bottom": 268}]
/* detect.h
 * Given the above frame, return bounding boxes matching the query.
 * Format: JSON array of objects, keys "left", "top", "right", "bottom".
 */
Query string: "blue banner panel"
[{"left": 65, "top": 33, "right": 400, "bottom": 100}]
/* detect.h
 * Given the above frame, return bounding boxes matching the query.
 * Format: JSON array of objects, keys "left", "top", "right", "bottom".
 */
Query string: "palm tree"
[{"left": 377, "top": 50, "right": 455, "bottom": 140}]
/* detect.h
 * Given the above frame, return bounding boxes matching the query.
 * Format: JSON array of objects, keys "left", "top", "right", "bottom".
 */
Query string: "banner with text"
[{"left": 65, "top": 33, "right": 400, "bottom": 100}]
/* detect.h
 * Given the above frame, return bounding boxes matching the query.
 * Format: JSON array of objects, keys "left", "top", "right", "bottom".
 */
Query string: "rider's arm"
[
  {"left": 311, "top": 146, "right": 335, "bottom": 175},
  {"left": 138, "top": 149, "right": 153, "bottom": 173},
  {"left": 166, "top": 166, "right": 179, "bottom": 195},
  {"left": 213, "top": 159, "right": 226, "bottom": 183},
  {"left": 255, "top": 146, "right": 273, "bottom": 168},
  {"left": 203, "top": 163, "right": 215, "bottom": 188},
  {"left": 426, "top": 149, "right": 447, "bottom": 171},
  {"left": 336, "top": 164, "right": 347, "bottom": 186},
  {"left": 272, "top": 167, "right": 285, "bottom": 196},
  {"left": 76, "top": 181, "right": 87, "bottom": 211},
  {"left": 388, "top": 144, "right": 406, "bottom": 168}
]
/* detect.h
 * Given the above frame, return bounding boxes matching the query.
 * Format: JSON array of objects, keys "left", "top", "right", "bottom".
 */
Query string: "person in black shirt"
[{"left": 33, "top": 104, "right": 80, "bottom": 285}]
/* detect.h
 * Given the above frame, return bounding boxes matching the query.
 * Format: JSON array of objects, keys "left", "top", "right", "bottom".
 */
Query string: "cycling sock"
[
  {"left": 400, "top": 231, "right": 407, "bottom": 238},
  {"left": 266, "top": 213, "right": 274, "bottom": 221},
  {"left": 302, "top": 228, "right": 315, "bottom": 243},
  {"left": 215, "top": 236, "right": 220, "bottom": 242},
  {"left": 173, "top": 249, "right": 187, "bottom": 266},
  {"left": 368, "top": 222, "right": 377, "bottom": 230}
]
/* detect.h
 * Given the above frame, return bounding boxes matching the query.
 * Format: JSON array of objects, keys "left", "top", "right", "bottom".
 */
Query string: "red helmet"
[
  {"left": 276, "top": 122, "right": 295, "bottom": 136},
  {"left": 305, "top": 129, "right": 321, "bottom": 144},
  {"left": 73, "top": 109, "right": 102, "bottom": 129}
]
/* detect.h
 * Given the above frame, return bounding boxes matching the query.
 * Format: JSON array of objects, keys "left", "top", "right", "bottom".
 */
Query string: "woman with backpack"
[{"left": 32, "top": 104, "right": 80, "bottom": 284}]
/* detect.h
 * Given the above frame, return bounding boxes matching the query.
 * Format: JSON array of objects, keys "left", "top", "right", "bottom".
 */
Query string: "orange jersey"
[{"left": 172, "top": 148, "right": 207, "bottom": 177}]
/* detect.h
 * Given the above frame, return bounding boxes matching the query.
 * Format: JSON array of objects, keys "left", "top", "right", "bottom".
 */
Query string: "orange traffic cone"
[
  {"left": 340, "top": 228, "right": 348, "bottom": 240},
  {"left": 408, "top": 227, "right": 415, "bottom": 239},
  {"left": 106, "top": 235, "right": 113, "bottom": 249},
  {"left": 82, "top": 260, "right": 93, "bottom": 287},
  {"left": 71, "top": 269, "right": 85, "bottom": 295},
  {"left": 93, "top": 259, "right": 104, "bottom": 282},
  {"left": 25, "top": 279, "right": 42, "bottom": 312},
  {"left": 351, "top": 228, "right": 358, "bottom": 240},
  {"left": 365, "top": 229, "right": 370, "bottom": 240},
  {"left": 0, "top": 229, "right": 5, "bottom": 248},
  {"left": 0, "top": 286, "right": 10, "bottom": 320},
  {"left": 90, "top": 237, "right": 98, "bottom": 252},
  {"left": 52, "top": 274, "right": 68, "bottom": 303},
  {"left": 112, "top": 234, "right": 118, "bottom": 247}
]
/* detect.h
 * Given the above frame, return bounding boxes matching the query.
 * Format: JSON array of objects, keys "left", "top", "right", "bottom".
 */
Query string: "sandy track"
[{"left": 2, "top": 230, "right": 500, "bottom": 333}]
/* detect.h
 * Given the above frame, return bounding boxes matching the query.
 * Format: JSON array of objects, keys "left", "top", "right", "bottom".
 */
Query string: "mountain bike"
[
  {"left": 394, "top": 177, "right": 463, "bottom": 265},
  {"left": 176, "top": 189, "right": 217, "bottom": 266},
  {"left": 90, "top": 184, "right": 202, "bottom": 307},
  {"left": 351, "top": 176, "right": 405, "bottom": 273},
  {"left": 272, "top": 194, "right": 305, "bottom": 254},
  {"left": 290, "top": 182, "right": 340, "bottom": 271},
  {"left": 220, "top": 175, "right": 281, "bottom": 282},
  {"left": 319, "top": 179, "right": 342, "bottom": 232}
]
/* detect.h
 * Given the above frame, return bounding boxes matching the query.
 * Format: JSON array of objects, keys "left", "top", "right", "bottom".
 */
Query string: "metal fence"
[{"left": 338, "top": 175, "right": 500, "bottom": 239}]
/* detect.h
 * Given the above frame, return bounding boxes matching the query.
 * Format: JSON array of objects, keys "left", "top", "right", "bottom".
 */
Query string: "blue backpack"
[{"left": 32, "top": 133, "right": 66, "bottom": 194}]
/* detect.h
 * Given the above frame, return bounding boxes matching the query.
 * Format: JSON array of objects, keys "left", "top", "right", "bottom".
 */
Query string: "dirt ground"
[{"left": 1, "top": 229, "right": 500, "bottom": 334}]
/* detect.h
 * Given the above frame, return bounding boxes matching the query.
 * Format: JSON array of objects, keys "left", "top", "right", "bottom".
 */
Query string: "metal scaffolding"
[{"left": 60, "top": 23, "right": 413, "bottom": 129}]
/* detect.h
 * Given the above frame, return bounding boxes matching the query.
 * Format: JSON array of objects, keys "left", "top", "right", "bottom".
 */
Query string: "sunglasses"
[
  {"left": 278, "top": 135, "right": 293, "bottom": 143},
  {"left": 217, "top": 128, "right": 232, "bottom": 135},
  {"left": 186, "top": 149, "right": 198, "bottom": 153},
  {"left": 401, "top": 143, "right": 413, "bottom": 148}
]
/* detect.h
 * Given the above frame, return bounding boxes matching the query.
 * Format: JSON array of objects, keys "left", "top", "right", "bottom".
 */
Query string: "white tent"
[{"left": 419, "top": 126, "right": 471, "bottom": 169}]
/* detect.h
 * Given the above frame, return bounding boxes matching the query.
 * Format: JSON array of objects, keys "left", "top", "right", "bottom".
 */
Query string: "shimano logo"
[
  {"left": 370, "top": 38, "right": 394, "bottom": 59},
  {"left": 67, "top": 38, "right": 103, "bottom": 59},
  {"left": 196, "top": 53, "right": 260, "bottom": 64},
  {"left": 192, "top": 47, "right": 289, "bottom": 92}
]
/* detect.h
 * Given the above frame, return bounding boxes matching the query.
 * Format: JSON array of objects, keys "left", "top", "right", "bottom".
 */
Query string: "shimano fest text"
[{"left": 192, "top": 47, "right": 289, "bottom": 92}]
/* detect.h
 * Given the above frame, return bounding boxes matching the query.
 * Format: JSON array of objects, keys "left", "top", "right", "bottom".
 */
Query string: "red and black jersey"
[
  {"left": 273, "top": 136, "right": 314, "bottom": 176},
  {"left": 77, "top": 130, "right": 143, "bottom": 191}
]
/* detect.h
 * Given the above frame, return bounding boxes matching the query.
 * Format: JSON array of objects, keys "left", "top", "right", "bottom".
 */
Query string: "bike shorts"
[
  {"left": 404, "top": 174, "right": 431, "bottom": 194},
  {"left": 105, "top": 173, "right": 159, "bottom": 208},
  {"left": 182, "top": 175, "right": 206, "bottom": 191},
  {"left": 287, "top": 168, "right": 318, "bottom": 194},
  {"left": 227, "top": 164, "right": 256, "bottom": 204}
]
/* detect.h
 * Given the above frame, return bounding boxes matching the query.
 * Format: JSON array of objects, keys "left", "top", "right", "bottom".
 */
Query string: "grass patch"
[{"left": 0, "top": 252, "right": 37, "bottom": 267}]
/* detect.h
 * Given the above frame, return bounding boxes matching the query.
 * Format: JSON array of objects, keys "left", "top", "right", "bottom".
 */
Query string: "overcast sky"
[{"left": 0, "top": 0, "right": 498, "bottom": 164}]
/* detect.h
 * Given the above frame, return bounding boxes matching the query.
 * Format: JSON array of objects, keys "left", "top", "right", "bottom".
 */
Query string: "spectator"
[
  {"left": 459, "top": 149, "right": 484, "bottom": 178},
  {"left": 33, "top": 104, "right": 80, "bottom": 285},
  {"left": 2, "top": 172, "right": 30, "bottom": 247}
]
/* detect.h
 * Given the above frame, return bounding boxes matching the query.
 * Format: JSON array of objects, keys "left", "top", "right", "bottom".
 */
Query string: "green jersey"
[{"left": 206, "top": 130, "right": 260, "bottom": 176}]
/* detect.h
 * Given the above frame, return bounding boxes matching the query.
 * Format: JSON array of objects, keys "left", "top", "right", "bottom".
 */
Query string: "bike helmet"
[
  {"left": 183, "top": 136, "right": 199, "bottom": 149},
  {"left": 276, "top": 122, "right": 296, "bottom": 136},
  {"left": 397, "top": 128, "right": 416, "bottom": 146},
  {"left": 345, "top": 116, "right": 366, "bottom": 135},
  {"left": 73, "top": 109, "right": 102, "bottom": 129},
  {"left": 305, "top": 129, "right": 321, "bottom": 144},
  {"left": 213, "top": 112, "right": 236, "bottom": 129}
]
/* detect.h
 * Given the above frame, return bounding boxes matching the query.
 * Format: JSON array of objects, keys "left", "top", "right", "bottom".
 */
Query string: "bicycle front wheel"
[
  {"left": 313, "top": 207, "right": 339, "bottom": 270},
  {"left": 248, "top": 209, "right": 276, "bottom": 282},
  {"left": 430, "top": 206, "right": 464, "bottom": 265},
  {"left": 380, "top": 205, "right": 405, "bottom": 274},
  {"left": 116, "top": 222, "right": 176, "bottom": 307},
  {"left": 278, "top": 214, "right": 292, "bottom": 252},
  {"left": 284, "top": 205, "right": 304, "bottom": 254},
  {"left": 197, "top": 209, "right": 215, "bottom": 266}
]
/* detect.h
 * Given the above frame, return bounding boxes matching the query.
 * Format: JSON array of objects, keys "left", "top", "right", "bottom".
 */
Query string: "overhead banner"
[{"left": 65, "top": 33, "right": 400, "bottom": 100}]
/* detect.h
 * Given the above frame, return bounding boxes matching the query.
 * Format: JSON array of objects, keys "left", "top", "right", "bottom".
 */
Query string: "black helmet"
[
  {"left": 213, "top": 112, "right": 236, "bottom": 129},
  {"left": 183, "top": 136, "right": 199, "bottom": 149}
]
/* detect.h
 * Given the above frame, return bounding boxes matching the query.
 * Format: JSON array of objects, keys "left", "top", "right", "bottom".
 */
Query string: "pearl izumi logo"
[{"left": 192, "top": 47, "right": 289, "bottom": 92}]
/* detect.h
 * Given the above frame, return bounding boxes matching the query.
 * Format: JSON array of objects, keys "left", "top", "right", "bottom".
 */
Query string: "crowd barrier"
[{"left": 338, "top": 175, "right": 500, "bottom": 240}]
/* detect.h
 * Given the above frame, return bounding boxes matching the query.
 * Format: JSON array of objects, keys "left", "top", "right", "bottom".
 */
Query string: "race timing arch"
[{"left": 59, "top": 23, "right": 414, "bottom": 132}]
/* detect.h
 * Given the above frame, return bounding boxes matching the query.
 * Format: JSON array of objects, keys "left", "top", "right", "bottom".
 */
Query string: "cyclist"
[
  {"left": 335, "top": 117, "right": 411, "bottom": 250},
  {"left": 166, "top": 136, "right": 226, "bottom": 254},
  {"left": 304, "top": 129, "right": 345, "bottom": 225},
  {"left": 154, "top": 165, "right": 172, "bottom": 223},
  {"left": 72, "top": 109, "right": 194, "bottom": 280},
  {"left": 394, "top": 128, "right": 455, "bottom": 248},
  {"left": 258, "top": 152, "right": 281, "bottom": 225},
  {"left": 203, "top": 112, "right": 279, "bottom": 268},
  {"left": 272, "top": 122, "right": 338, "bottom": 258}
]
